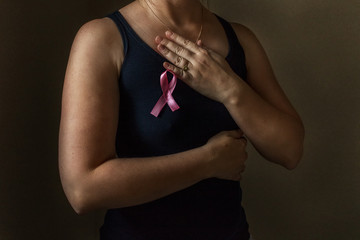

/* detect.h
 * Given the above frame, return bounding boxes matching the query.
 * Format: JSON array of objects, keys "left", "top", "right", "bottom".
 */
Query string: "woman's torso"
[{"left": 100, "top": 3, "right": 249, "bottom": 239}]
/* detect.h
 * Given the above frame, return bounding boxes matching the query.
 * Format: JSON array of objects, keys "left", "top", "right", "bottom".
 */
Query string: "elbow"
[
  {"left": 280, "top": 146, "right": 303, "bottom": 170},
  {"left": 283, "top": 155, "right": 301, "bottom": 170},
  {"left": 61, "top": 178, "right": 95, "bottom": 215},
  {"left": 72, "top": 195, "right": 89, "bottom": 215},
  {"left": 67, "top": 188, "right": 93, "bottom": 215},
  {"left": 264, "top": 118, "right": 305, "bottom": 170},
  {"left": 283, "top": 132, "right": 304, "bottom": 170},
  {"left": 59, "top": 162, "right": 98, "bottom": 215}
]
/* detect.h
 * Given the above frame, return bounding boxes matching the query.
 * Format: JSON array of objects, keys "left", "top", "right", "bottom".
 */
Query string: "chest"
[
  {"left": 117, "top": 49, "right": 238, "bottom": 156},
  {"left": 120, "top": 9, "right": 230, "bottom": 59},
  {"left": 114, "top": 10, "right": 246, "bottom": 156}
]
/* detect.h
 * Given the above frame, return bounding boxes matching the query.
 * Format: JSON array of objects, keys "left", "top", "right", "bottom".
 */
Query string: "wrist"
[
  {"left": 198, "top": 144, "right": 216, "bottom": 179},
  {"left": 221, "top": 74, "right": 244, "bottom": 107}
]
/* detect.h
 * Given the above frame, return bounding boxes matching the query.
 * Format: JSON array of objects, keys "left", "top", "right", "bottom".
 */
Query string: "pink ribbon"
[{"left": 151, "top": 70, "right": 180, "bottom": 117}]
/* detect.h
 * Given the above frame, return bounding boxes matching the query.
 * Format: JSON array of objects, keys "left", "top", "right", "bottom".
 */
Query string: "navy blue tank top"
[{"left": 101, "top": 10, "right": 250, "bottom": 240}]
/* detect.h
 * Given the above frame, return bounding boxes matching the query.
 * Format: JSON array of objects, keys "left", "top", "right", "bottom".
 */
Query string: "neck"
[{"left": 139, "top": 0, "right": 203, "bottom": 27}]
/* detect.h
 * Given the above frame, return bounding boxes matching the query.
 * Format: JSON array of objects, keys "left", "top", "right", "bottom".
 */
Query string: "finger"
[
  {"left": 156, "top": 36, "right": 194, "bottom": 65},
  {"left": 195, "top": 40, "right": 212, "bottom": 53},
  {"left": 157, "top": 45, "right": 190, "bottom": 70},
  {"left": 196, "top": 40, "right": 210, "bottom": 53},
  {"left": 165, "top": 31, "right": 200, "bottom": 54},
  {"left": 239, "top": 136, "right": 248, "bottom": 146},
  {"left": 195, "top": 41, "right": 223, "bottom": 61},
  {"left": 224, "top": 129, "right": 244, "bottom": 139},
  {"left": 158, "top": 46, "right": 194, "bottom": 78},
  {"left": 163, "top": 62, "right": 192, "bottom": 82}
]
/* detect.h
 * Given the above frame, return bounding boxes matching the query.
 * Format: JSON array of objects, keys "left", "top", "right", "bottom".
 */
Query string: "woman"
[{"left": 59, "top": 0, "right": 304, "bottom": 239}]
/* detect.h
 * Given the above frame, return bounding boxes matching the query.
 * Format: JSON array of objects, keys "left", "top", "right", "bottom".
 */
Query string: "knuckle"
[
  {"left": 239, "top": 138, "right": 247, "bottom": 146},
  {"left": 168, "top": 64, "right": 177, "bottom": 73},
  {"left": 187, "top": 62, "right": 194, "bottom": 70},
  {"left": 175, "top": 46, "right": 184, "bottom": 54},
  {"left": 161, "top": 47, "right": 170, "bottom": 55},
  {"left": 197, "top": 54, "right": 208, "bottom": 65},
  {"left": 201, "top": 49, "right": 210, "bottom": 57},
  {"left": 160, "top": 38, "right": 168, "bottom": 45},
  {"left": 223, "top": 137, "right": 232, "bottom": 145},
  {"left": 191, "top": 70, "right": 201, "bottom": 80},
  {"left": 173, "top": 66, "right": 180, "bottom": 73},
  {"left": 171, "top": 32, "right": 178, "bottom": 40},
  {"left": 175, "top": 56, "right": 183, "bottom": 65},
  {"left": 199, "top": 47, "right": 208, "bottom": 54}
]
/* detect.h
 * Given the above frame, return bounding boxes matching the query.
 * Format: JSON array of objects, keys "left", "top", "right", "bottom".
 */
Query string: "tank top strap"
[
  {"left": 107, "top": 11, "right": 129, "bottom": 56},
  {"left": 215, "top": 14, "right": 247, "bottom": 80},
  {"left": 215, "top": 15, "right": 240, "bottom": 50}
]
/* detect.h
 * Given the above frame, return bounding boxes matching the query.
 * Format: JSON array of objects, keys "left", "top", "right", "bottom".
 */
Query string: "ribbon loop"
[{"left": 151, "top": 70, "right": 180, "bottom": 117}]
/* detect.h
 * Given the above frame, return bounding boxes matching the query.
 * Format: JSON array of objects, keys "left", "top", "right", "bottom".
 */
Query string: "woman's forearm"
[
  {"left": 224, "top": 77, "right": 305, "bottom": 169},
  {"left": 63, "top": 129, "right": 248, "bottom": 215},
  {"left": 65, "top": 145, "right": 212, "bottom": 214}
]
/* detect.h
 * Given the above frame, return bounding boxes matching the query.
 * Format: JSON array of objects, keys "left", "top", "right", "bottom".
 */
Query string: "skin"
[
  {"left": 59, "top": 0, "right": 304, "bottom": 214},
  {"left": 156, "top": 30, "right": 304, "bottom": 168}
]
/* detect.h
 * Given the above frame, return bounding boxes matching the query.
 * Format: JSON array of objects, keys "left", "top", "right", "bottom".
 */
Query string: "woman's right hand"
[{"left": 204, "top": 130, "right": 248, "bottom": 181}]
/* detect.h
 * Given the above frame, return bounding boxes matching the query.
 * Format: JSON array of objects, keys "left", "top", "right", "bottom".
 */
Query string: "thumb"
[
  {"left": 197, "top": 40, "right": 211, "bottom": 52},
  {"left": 225, "top": 129, "right": 244, "bottom": 139},
  {"left": 197, "top": 40, "right": 224, "bottom": 63}
]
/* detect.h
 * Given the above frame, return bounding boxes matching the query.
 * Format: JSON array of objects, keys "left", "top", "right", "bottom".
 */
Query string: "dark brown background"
[{"left": 0, "top": 0, "right": 359, "bottom": 239}]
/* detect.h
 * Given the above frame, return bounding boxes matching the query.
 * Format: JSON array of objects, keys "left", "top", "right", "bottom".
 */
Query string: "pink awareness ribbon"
[{"left": 151, "top": 70, "right": 180, "bottom": 117}]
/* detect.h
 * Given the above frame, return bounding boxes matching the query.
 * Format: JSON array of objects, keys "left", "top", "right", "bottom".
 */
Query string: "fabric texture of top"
[{"left": 101, "top": 10, "right": 250, "bottom": 240}]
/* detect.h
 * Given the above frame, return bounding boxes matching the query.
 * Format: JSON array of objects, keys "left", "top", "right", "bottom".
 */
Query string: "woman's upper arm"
[
  {"left": 232, "top": 23, "right": 302, "bottom": 122},
  {"left": 59, "top": 18, "right": 123, "bottom": 191}
]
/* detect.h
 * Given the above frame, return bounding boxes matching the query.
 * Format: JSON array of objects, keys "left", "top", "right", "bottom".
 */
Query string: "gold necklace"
[{"left": 142, "top": 0, "right": 204, "bottom": 42}]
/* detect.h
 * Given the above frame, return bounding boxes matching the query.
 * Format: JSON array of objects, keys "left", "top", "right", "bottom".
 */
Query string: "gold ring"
[{"left": 183, "top": 65, "right": 189, "bottom": 72}]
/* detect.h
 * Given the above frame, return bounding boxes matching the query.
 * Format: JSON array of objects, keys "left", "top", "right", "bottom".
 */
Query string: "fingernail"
[
  {"left": 165, "top": 31, "right": 173, "bottom": 37},
  {"left": 155, "top": 36, "right": 163, "bottom": 43}
]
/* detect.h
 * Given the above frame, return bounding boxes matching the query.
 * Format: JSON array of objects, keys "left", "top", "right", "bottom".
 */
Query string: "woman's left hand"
[{"left": 156, "top": 31, "right": 242, "bottom": 104}]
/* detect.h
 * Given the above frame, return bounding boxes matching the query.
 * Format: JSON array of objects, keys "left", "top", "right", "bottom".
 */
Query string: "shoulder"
[
  {"left": 75, "top": 17, "right": 121, "bottom": 48},
  {"left": 229, "top": 22, "right": 272, "bottom": 75},
  {"left": 229, "top": 22, "right": 256, "bottom": 38},
  {"left": 71, "top": 16, "right": 124, "bottom": 72},
  {"left": 230, "top": 22, "right": 264, "bottom": 54}
]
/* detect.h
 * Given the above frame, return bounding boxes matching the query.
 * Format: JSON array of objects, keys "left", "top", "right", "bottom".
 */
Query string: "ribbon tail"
[
  {"left": 150, "top": 96, "right": 167, "bottom": 117},
  {"left": 167, "top": 94, "right": 180, "bottom": 112}
]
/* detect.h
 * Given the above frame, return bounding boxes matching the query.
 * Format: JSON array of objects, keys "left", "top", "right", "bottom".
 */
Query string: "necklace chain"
[{"left": 143, "top": 0, "right": 204, "bottom": 42}]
